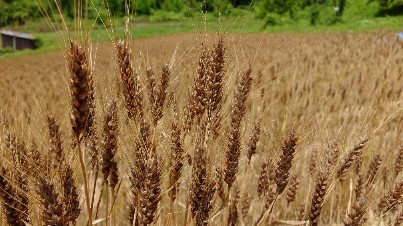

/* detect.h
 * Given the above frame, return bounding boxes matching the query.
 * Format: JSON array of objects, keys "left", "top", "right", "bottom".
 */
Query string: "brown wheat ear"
[
  {"left": 365, "top": 154, "right": 382, "bottom": 188},
  {"left": 138, "top": 145, "right": 161, "bottom": 225},
  {"left": 183, "top": 47, "right": 210, "bottom": 133},
  {"left": 67, "top": 40, "right": 94, "bottom": 225},
  {"left": 0, "top": 166, "right": 27, "bottom": 226},
  {"left": 393, "top": 209, "right": 403, "bottom": 226},
  {"left": 47, "top": 115, "right": 65, "bottom": 170},
  {"left": 116, "top": 39, "right": 143, "bottom": 120},
  {"left": 215, "top": 166, "right": 226, "bottom": 202},
  {"left": 3, "top": 128, "right": 30, "bottom": 225},
  {"left": 309, "top": 148, "right": 318, "bottom": 176},
  {"left": 247, "top": 120, "right": 261, "bottom": 164},
  {"left": 286, "top": 174, "right": 300, "bottom": 205},
  {"left": 67, "top": 41, "right": 92, "bottom": 143},
  {"left": 37, "top": 177, "right": 64, "bottom": 225},
  {"left": 101, "top": 99, "right": 119, "bottom": 191},
  {"left": 153, "top": 63, "right": 170, "bottom": 125},
  {"left": 224, "top": 67, "right": 253, "bottom": 190},
  {"left": 326, "top": 140, "right": 340, "bottom": 167},
  {"left": 207, "top": 36, "right": 225, "bottom": 136},
  {"left": 257, "top": 159, "right": 269, "bottom": 197},
  {"left": 190, "top": 122, "right": 216, "bottom": 226},
  {"left": 61, "top": 165, "right": 81, "bottom": 224},
  {"left": 309, "top": 170, "right": 330, "bottom": 226},
  {"left": 168, "top": 99, "right": 184, "bottom": 202},
  {"left": 228, "top": 189, "right": 240, "bottom": 226},
  {"left": 47, "top": 114, "right": 80, "bottom": 224},
  {"left": 344, "top": 197, "right": 367, "bottom": 226},
  {"left": 337, "top": 136, "right": 369, "bottom": 182},
  {"left": 395, "top": 146, "right": 403, "bottom": 176},
  {"left": 297, "top": 203, "right": 306, "bottom": 221},
  {"left": 129, "top": 122, "right": 150, "bottom": 225},
  {"left": 146, "top": 67, "right": 156, "bottom": 115},
  {"left": 274, "top": 131, "right": 298, "bottom": 195},
  {"left": 240, "top": 192, "right": 250, "bottom": 219},
  {"left": 129, "top": 121, "right": 161, "bottom": 225},
  {"left": 378, "top": 181, "right": 403, "bottom": 214}
]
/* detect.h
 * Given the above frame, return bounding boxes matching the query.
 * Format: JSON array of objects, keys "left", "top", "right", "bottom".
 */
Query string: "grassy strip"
[{"left": 1, "top": 11, "right": 402, "bottom": 59}]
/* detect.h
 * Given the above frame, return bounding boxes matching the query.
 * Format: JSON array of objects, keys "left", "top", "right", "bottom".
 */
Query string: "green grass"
[{"left": 0, "top": 14, "right": 263, "bottom": 59}]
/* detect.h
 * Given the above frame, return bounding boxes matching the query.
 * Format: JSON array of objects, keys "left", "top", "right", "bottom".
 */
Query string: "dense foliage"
[{"left": 0, "top": 0, "right": 402, "bottom": 27}]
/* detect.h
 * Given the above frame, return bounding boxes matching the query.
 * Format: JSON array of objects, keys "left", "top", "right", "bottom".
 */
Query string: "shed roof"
[{"left": 0, "top": 30, "right": 35, "bottom": 40}]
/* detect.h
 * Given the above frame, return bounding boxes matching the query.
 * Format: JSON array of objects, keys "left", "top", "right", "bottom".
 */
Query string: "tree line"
[{"left": 0, "top": 0, "right": 401, "bottom": 27}]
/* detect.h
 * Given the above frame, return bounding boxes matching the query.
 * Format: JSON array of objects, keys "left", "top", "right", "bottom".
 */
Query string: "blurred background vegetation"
[
  {"left": 1, "top": 0, "right": 403, "bottom": 28},
  {"left": 0, "top": 0, "right": 403, "bottom": 57}
]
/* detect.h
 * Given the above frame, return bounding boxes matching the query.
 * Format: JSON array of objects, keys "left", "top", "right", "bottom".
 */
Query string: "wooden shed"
[{"left": 0, "top": 30, "right": 37, "bottom": 50}]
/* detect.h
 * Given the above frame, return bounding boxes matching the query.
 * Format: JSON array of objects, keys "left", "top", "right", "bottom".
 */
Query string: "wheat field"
[{"left": 0, "top": 14, "right": 402, "bottom": 226}]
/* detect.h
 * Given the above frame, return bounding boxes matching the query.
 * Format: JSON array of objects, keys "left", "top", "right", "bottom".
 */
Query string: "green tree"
[
  {"left": 0, "top": 0, "right": 40, "bottom": 26},
  {"left": 160, "top": 0, "right": 184, "bottom": 12},
  {"left": 369, "top": 0, "right": 395, "bottom": 8},
  {"left": 108, "top": 0, "right": 126, "bottom": 17},
  {"left": 134, "top": 0, "right": 157, "bottom": 15},
  {"left": 231, "top": 0, "right": 253, "bottom": 7}
]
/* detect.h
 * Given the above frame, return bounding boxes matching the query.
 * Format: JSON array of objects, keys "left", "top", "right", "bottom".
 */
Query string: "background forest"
[{"left": 1, "top": 0, "right": 403, "bottom": 27}]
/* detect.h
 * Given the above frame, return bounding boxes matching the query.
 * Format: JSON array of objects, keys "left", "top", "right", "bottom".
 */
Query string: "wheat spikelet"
[
  {"left": 37, "top": 177, "right": 64, "bottom": 225},
  {"left": 344, "top": 198, "right": 367, "bottom": 226},
  {"left": 395, "top": 146, "right": 403, "bottom": 176},
  {"left": 379, "top": 181, "right": 403, "bottom": 214},
  {"left": 0, "top": 166, "right": 26, "bottom": 226},
  {"left": 183, "top": 47, "right": 211, "bottom": 133},
  {"left": 309, "top": 170, "right": 330, "bottom": 226},
  {"left": 138, "top": 145, "right": 161, "bottom": 225},
  {"left": 61, "top": 165, "right": 80, "bottom": 224},
  {"left": 215, "top": 166, "right": 226, "bottom": 202},
  {"left": 207, "top": 36, "right": 225, "bottom": 135},
  {"left": 129, "top": 121, "right": 161, "bottom": 225},
  {"left": 83, "top": 62, "right": 98, "bottom": 167},
  {"left": 240, "top": 192, "right": 250, "bottom": 219},
  {"left": 129, "top": 123, "right": 148, "bottom": 225},
  {"left": 224, "top": 67, "right": 252, "bottom": 190},
  {"left": 47, "top": 115, "right": 64, "bottom": 169},
  {"left": 190, "top": 122, "right": 216, "bottom": 226},
  {"left": 326, "top": 141, "right": 340, "bottom": 167},
  {"left": 65, "top": 41, "right": 94, "bottom": 223},
  {"left": 247, "top": 121, "right": 261, "bottom": 164},
  {"left": 345, "top": 173, "right": 367, "bottom": 225},
  {"left": 365, "top": 154, "right": 382, "bottom": 188},
  {"left": 309, "top": 148, "right": 318, "bottom": 176},
  {"left": 3, "top": 129, "right": 30, "bottom": 225},
  {"left": 264, "top": 180, "right": 277, "bottom": 210},
  {"left": 354, "top": 173, "right": 365, "bottom": 201},
  {"left": 26, "top": 142, "right": 43, "bottom": 175},
  {"left": 286, "top": 174, "right": 300, "bottom": 205},
  {"left": 85, "top": 128, "right": 99, "bottom": 168},
  {"left": 116, "top": 40, "right": 142, "bottom": 120},
  {"left": 4, "top": 127, "right": 27, "bottom": 167},
  {"left": 153, "top": 64, "right": 170, "bottom": 125},
  {"left": 146, "top": 64, "right": 170, "bottom": 125},
  {"left": 337, "top": 136, "right": 369, "bottom": 182},
  {"left": 101, "top": 99, "right": 119, "bottom": 190},
  {"left": 168, "top": 99, "right": 184, "bottom": 201},
  {"left": 183, "top": 37, "right": 226, "bottom": 135},
  {"left": 274, "top": 132, "right": 298, "bottom": 195},
  {"left": 258, "top": 160, "right": 269, "bottom": 197},
  {"left": 228, "top": 189, "right": 240, "bottom": 226},
  {"left": 146, "top": 67, "right": 156, "bottom": 114},
  {"left": 67, "top": 41, "right": 92, "bottom": 142},
  {"left": 297, "top": 203, "right": 306, "bottom": 221},
  {"left": 393, "top": 209, "right": 403, "bottom": 226},
  {"left": 46, "top": 114, "right": 80, "bottom": 224}
]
